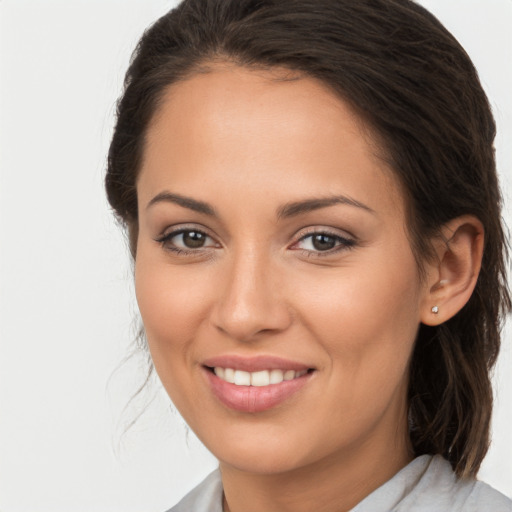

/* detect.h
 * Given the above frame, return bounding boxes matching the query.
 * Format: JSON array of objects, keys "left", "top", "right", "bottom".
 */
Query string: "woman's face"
[{"left": 135, "top": 65, "right": 431, "bottom": 475}]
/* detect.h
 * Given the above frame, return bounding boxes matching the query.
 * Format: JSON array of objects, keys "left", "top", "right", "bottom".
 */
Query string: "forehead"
[
  {"left": 139, "top": 64, "right": 404, "bottom": 219},
  {"left": 147, "top": 64, "right": 368, "bottom": 160}
]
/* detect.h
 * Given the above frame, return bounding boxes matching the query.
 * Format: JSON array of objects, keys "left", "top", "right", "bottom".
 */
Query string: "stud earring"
[{"left": 431, "top": 306, "right": 439, "bottom": 314}]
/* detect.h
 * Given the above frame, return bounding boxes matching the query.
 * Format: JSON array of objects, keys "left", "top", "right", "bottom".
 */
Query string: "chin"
[
  {"left": 219, "top": 448, "right": 308, "bottom": 475},
  {"left": 200, "top": 425, "right": 320, "bottom": 475}
]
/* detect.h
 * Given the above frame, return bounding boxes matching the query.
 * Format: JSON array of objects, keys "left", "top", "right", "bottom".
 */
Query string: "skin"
[{"left": 134, "top": 65, "right": 483, "bottom": 512}]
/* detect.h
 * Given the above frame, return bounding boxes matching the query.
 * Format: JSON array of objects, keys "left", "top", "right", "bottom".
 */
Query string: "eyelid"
[
  {"left": 154, "top": 224, "right": 221, "bottom": 253},
  {"left": 154, "top": 224, "right": 356, "bottom": 257},
  {"left": 294, "top": 225, "right": 355, "bottom": 239},
  {"left": 290, "top": 227, "right": 357, "bottom": 255}
]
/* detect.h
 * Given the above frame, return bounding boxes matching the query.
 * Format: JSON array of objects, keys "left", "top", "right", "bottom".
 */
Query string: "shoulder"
[
  {"left": 352, "top": 455, "right": 512, "bottom": 512},
  {"left": 164, "top": 469, "right": 223, "bottom": 512},
  {"left": 466, "top": 480, "right": 512, "bottom": 512},
  {"left": 396, "top": 455, "right": 511, "bottom": 512}
]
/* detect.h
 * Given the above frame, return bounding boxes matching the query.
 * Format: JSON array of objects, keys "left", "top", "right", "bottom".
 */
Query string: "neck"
[{"left": 220, "top": 416, "right": 413, "bottom": 512}]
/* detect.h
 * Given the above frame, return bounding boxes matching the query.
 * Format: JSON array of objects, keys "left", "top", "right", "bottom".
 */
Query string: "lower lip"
[{"left": 203, "top": 368, "right": 312, "bottom": 413}]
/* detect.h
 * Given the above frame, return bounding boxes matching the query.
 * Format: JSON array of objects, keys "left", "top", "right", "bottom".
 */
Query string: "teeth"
[
  {"left": 213, "top": 367, "right": 309, "bottom": 386},
  {"left": 251, "top": 370, "right": 270, "bottom": 387},
  {"left": 269, "top": 369, "right": 284, "bottom": 384},
  {"left": 284, "top": 370, "right": 295, "bottom": 381},
  {"left": 224, "top": 368, "right": 235, "bottom": 384},
  {"left": 234, "top": 370, "right": 251, "bottom": 386}
]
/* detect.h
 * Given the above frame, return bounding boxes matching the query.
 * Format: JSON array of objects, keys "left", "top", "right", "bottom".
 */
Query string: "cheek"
[
  {"left": 291, "top": 252, "right": 422, "bottom": 393},
  {"left": 134, "top": 253, "right": 218, "bottom": 416},
  {"left": 134, "top": 252, "right": 210, "bottom": 362}
]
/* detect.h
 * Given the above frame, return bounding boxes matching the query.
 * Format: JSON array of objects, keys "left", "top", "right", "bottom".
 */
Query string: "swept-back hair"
[{"left": 106, "top": 0, "right": 510, "bottom": 477}]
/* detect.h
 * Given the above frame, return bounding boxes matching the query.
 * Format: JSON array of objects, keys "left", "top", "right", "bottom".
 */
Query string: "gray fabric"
[
  {"left": 167, "top": 469, "right": 223, "bottom": 512},
  {"left": 351, "top": 455, "right": 512, "bottom": 512},
  {"left": 166, "top": 454, "right": 512, "bottom": 511}
]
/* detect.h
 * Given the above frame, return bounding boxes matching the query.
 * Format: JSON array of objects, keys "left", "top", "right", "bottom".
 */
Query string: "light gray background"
[{"left": 0, "top": 1, "right": 510, "bottom": 510}]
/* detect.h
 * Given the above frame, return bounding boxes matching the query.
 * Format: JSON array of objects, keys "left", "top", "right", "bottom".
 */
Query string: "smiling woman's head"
[{"left": 106, "top": 0, "right": 510, "bottom": 479}]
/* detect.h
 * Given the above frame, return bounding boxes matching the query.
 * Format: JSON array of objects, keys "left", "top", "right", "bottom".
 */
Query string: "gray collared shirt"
[{"left": 167, "top": 455, "right": 512, "bottom": 511}]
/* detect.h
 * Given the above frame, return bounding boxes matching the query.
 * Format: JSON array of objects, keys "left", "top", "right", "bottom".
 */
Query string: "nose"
[{"left": 210, "top": 249, "right": 292, "bottom": 342}]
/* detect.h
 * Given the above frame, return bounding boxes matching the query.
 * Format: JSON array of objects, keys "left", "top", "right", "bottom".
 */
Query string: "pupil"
[
  {"left": 312, "top": 234, "right": 336, "bottom": 251},
  {"left": 183, "top": 231, "right": 205, "bottom": 248}
]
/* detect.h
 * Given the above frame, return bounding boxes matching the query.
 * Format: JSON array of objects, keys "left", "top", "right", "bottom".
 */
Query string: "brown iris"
[
  {"left": 182, "top": 230, "right": 207, "bottom": 248},
  {"left": 311, "top": 234, "right": 336, "bottom": 251}
]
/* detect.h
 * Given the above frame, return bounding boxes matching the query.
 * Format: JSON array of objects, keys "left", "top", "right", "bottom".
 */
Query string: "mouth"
[
  {"left": 201, "top": 356, "right": 315, "bottom": 413},
  {"left": 207, "top": 366, "right": 311, "bottom": 386}
]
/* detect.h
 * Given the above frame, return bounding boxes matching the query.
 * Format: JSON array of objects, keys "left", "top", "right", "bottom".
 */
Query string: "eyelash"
[
  {"left": 155, "top": 227, "right": 357, "bottom": 258},
  {"left": 292, "top": 229, "right": 357, "bottom": 257},
  {"left": 155, "top": 228, "right": 217, "bottom": 256}
]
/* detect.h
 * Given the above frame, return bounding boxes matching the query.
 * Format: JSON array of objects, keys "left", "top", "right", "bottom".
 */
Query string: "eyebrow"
[
  {"left": 277, "top": 195, "right": 375, "bottom": 218},
  {"left": 146, "top": 191, "right": 374, "bottom": 219},
  {"left": 146, "top": 192, "right": 217, "bottom": 216}
]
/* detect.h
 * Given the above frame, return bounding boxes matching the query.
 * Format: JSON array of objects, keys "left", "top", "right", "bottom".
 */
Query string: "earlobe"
[{"left": 421, "top": 215, "right": 484, "bottom": 326}]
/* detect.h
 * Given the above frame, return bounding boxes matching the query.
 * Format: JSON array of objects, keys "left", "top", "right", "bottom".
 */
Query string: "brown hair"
[{"left": 106, "top": 0, "right": 510, "bottom": 477}]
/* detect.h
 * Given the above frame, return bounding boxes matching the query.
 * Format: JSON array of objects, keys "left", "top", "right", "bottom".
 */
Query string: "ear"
[{"left": 420, "top": 215, "right": 484, "bottom": 326}]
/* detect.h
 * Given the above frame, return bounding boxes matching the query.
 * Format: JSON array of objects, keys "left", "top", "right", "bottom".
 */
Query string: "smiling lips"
[
  {"left": 213, "top": 367, "right": 308, "bottom": 386},
  {"left": 203, "top": 356, "right": 314, "bottom": 413}
]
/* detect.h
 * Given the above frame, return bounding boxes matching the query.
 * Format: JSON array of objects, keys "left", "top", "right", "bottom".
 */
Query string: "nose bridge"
[{"left": 212, "top": 244, "right": 291, "bottom": 341}]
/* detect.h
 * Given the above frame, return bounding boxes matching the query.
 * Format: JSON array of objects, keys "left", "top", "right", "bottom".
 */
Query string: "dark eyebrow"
[
  {"left": 146, "top": 192, "right": 217, "bottom": 216},
  {"left": 277, "top": 195, "right": 375, "bottom": 219}
]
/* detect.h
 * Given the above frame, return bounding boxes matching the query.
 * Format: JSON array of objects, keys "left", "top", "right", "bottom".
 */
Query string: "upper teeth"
[{"left": 213, "top": 367, "right": 308, "bottom": 386}]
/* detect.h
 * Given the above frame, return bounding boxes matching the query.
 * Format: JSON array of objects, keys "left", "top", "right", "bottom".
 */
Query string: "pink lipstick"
[{"left": 202, "top": 355, "right": 314, "bottom": 413}]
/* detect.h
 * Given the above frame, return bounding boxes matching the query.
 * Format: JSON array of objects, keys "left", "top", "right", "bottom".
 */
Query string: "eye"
[
  {"left": 174, "top": 230, "right": 209, "bottom": 249},
  {"left": 292, "top": 230, "right": 356, "bottom": 255},
  {"left": 156, "top": 228, "right": 218, "bottom": 253}
]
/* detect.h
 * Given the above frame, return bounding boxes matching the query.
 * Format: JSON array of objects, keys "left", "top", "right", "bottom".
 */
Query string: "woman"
[{"left": 106, "top": 0, "right": 512, "bottom": 510}]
